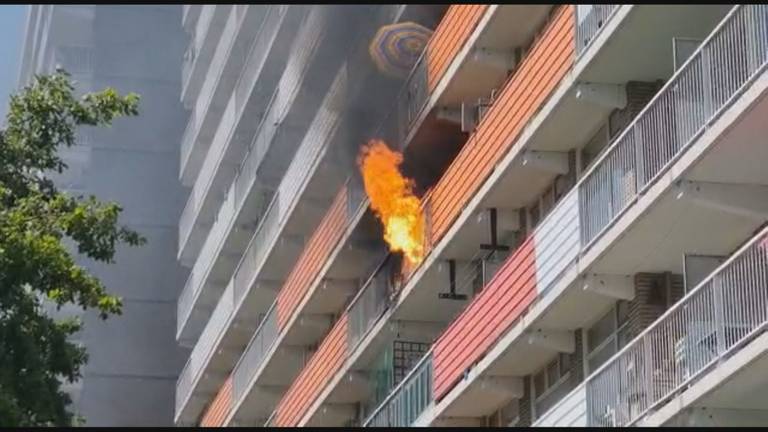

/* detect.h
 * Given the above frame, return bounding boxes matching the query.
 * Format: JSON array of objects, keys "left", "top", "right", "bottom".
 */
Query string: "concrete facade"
[{"left": 17, "top": 5, "right": 188, "bottom": 426}]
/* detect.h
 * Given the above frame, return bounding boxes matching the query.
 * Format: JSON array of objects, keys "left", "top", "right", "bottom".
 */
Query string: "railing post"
[
  {"left": 642, "top": 337, "right": 654, "bottom": 417},
  {"left": 632, "top": 125, "right": 644, "bottom": 193},
  {"left": 712, "top": 276, "right": 727, "bottom": 360},
  {"left": 701, "top": 45, "right": 714, "bottom": 125}
]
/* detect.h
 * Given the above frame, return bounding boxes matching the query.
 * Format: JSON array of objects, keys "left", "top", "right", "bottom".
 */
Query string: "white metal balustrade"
[
  {"left": 575, "top": 5, "right": 619, "bottom": 56},
  {"left": 586, "top": 226, "right": 768, "bottom": 426},
  {"left": 578, "top": 4, "right": 768, "bottom": 250}
]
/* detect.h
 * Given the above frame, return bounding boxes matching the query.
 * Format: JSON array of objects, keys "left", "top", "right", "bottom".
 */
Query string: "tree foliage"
[{"left": 0, "top": 70, "right": 143, "bottom": 426}]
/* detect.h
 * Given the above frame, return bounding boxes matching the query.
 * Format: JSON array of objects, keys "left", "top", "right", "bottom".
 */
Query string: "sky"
[{"left": 0, "top": 5, "right": 26, "bottom": 119}]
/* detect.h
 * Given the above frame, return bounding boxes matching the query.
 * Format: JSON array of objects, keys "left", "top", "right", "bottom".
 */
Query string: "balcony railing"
[
  {"left": 234, "top": 87, "right": 280, "bottom": 209},
  {"left": 579, "top": 4, "right": 768, "bottom": 250},
  {"left": 181, "top": 5, "right": 281, "bottom": 182},
  {"left": 177, "top": 64, "right": 348, "bottom": 417},
  {"left": 234, "top": 5, "right": 287, "bottom": 116},
  {"left": 176, "top": 280, "right": 236, "bottom": 417},
  {"left": 183, "top": 5, "right": 215, "bottom": 92},
  {"left": 232, "top": 302, "right": 278, "bottom": 405},
  {"left": 347, "top": 255, "right": 391, "bottom": 350},
  {"left": 177, "top": 184, "right": 238, "bottom": 336},
  {"left": 586, "top": 227, "right": 768, "bottom": 426},
  {"left": 360, "top": 4, "right": 768, "bottom": 421},
  {"left": 176, "top": 89, "right": 281, "bottom": 337},
  {"left": 180, "top": 109, "right": 197, "bottom": 177},
  {"left": 364, "top": 351, "right": 434, "bottom": 427},
  {"left": 575, "top": 5, "right": 619, "bottom": 56}
]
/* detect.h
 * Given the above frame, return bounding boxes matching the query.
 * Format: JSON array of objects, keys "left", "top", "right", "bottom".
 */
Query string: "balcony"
[
  {"left": 296, "top": 3, "right": 752, "bottom": 427},
  {"left": 177, "top": 6, "right": 352, "bottom": 345},
  {"left": 225, "top": 181, "right": 372, "bottom": 425},
  {"left": 421, "top": 3, "right": 768, "bottom": 425},
  {"left": 174, "top": 62, "right": 350, "bottom": 425},
  {"left": 177, "top": 5, "right": 303, "bottom": 266},
  {"left": 181, "top": 5, "right": 230, "bottom": 107},
  {"left": 556, "top": 227, "right": 768, "bottom": 427},
  {"left": 284, "top": 5, "right": 580, "bottom": 425},
  {"left": 364, "top": 351, "right": 434, "bottom": 427},
  {"left": 178, "top": 5, "right": 267, "bottom": 185}
]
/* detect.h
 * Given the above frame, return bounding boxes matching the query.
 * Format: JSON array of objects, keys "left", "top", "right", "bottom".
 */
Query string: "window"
[
  {"left": 532, "top": 353, "right": 576, "bottom": 418},
  {"left": 586, "top": 301, "right": 630, "bottom": 373},
  {"left": 533, "top": 353, "right": 572, "bottom": 401},
  {"left": 486, "top": 399, "right": 519, "bottom": 426},
  {"left": 527, "top": 201, "right": 540, "bottom": 233}
]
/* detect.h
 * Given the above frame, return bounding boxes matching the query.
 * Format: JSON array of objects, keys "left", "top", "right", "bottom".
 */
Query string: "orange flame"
[{"left": 358, "top": 140, "right": 425, "bottom": 266}]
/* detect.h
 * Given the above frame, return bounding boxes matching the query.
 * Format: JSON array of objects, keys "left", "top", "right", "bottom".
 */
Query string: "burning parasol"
[{"left": 369, "top": 21, "right": 433, "bottom": 79}]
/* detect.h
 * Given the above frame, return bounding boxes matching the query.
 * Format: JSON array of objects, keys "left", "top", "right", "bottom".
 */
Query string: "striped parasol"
[{"left": 369, "top": 21, "right": 433, "bottom": 78}]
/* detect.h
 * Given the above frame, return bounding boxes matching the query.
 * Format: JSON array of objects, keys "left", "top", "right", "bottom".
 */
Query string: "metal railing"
[
  {"left": 233, "top": 192, "right": 281, "bottom": 305},
  {"left": 402, "top": 53, "right": 430, "bottom": 140},
  {"left": 347, "top": 255, "right": 391, "bottom": 350},
  {"left": 575, "top": 5, "right": 619, "bottom": 57},
  {"left": 232, "top": 303, "right": 279, "bottom": 405},
  {"left": 183, "top": 5, "right": 215, "bottom": 91},
  {"left": 176, "top": 86, "right": 281, "bottom": 335},
  {"left": 184, "top": 94, "right": 237, "bottom": 229},
  {"left": 184, "top": 61, "right": 347, "bottom": 413},
  {"left": 235, "top": 87, "right": 281, "bottom": 209},
  {"left": 586, "top": 227, "right": 768, "bottom": 426},
  {"left": 180, "top": 107, "right": 197, "bottom": 178},
  {"left": 177, "top": 268, "right": 197, "bottom": 337},
  {"left": 234, "top": 5, "right": 286, "bottom": 117},
  {"left": 578, "top": 4, "right": 768, "bottom": 250},
  {"left": 364, "top": 351, "right": 434, "bottom": 427},
  {"left": 178, "top": 184, "right": 237, "bottom": 335},
  {"left": 176, "top": 281, "right": 236, "bottom": 417}
]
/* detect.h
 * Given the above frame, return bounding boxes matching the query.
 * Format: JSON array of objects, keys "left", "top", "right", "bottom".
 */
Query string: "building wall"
[{"left": 18, "top": 5, "right": 188, "bottom": 426}]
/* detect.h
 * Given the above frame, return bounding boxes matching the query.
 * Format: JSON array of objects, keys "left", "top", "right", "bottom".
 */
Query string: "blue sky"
[{"left": 0, "top": 5, "right": 26, "bottom": 119}]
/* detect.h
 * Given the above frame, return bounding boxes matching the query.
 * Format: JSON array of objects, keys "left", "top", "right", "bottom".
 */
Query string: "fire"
[{"left": 358, "top": 140, "right": 425, "bottom": 266}]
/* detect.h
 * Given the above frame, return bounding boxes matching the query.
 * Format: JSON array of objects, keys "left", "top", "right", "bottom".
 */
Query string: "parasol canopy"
[{"left": 369, "top": 21, "right": 433, "bottom": 78}]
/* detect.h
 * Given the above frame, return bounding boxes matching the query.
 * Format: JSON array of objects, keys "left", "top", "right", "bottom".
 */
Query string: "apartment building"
[
  {"left": 17, "top": 5, "right": 188, "bottom": 426},
  {"left": 176, "top": 4, "right": 768, "bottom": 427}
]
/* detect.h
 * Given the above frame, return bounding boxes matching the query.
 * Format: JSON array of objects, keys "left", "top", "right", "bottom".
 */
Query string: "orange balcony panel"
[
  {"left": 427, "top": 4, "right": 488, "bottom": 91},
  {"left": 276, "top": 186, "right": 348, "bottom": 329},
  {"left": 273, "top": 314, "right": 349, "bottom": 427},
  {"left": 432, "top": 236, "right": 538, "bottom": 400},
  {"left": 428, "top": 5, "right": 575, "bottom": 245},
  {"left": 199, "top": 375, "right": 233, "bottom": 427}
]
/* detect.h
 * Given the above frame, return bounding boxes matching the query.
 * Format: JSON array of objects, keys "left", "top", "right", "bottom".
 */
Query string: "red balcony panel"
[
  {"left": 199, "top": 375, "right": 233, "bottom": 427},
  {"left": 273, "top": 314, "right": 349, "bottom": 426},
  {"left": 427, "top": 5, "right": 489, "bottom": 91},
  {"left": 433, "top": 236, "right": 538, "bottom": 399},
  {"left": 427, "top": 5, "right": 575, "bottom": 245},
  {"left": 276, "top": 186, "right": 348, "bottom": 329}
]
